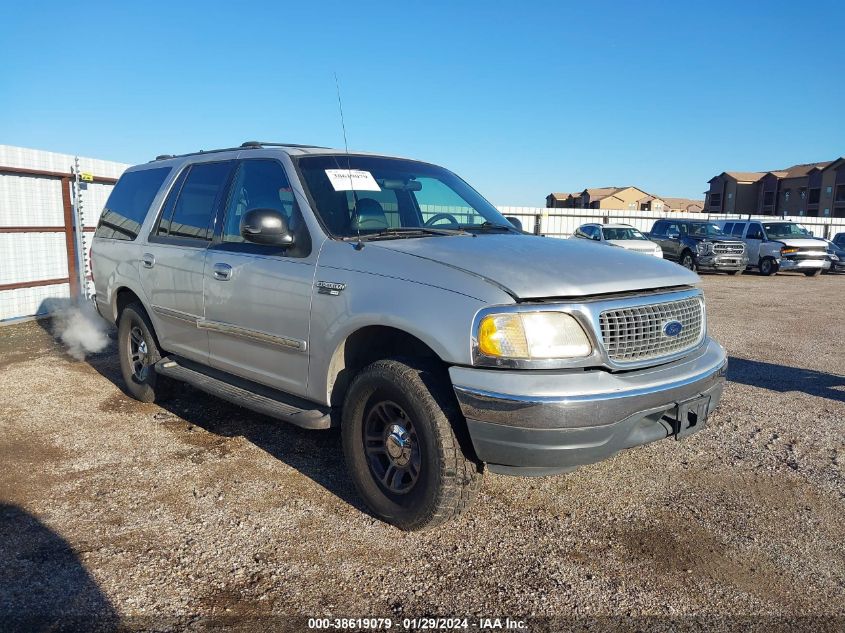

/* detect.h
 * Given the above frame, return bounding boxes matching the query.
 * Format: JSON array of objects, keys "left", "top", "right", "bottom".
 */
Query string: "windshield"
[
  {"left": 763, "top": 222, "right": 811, "bottom": 238},
  {"left": 602, "top": 227, "right": 647, "bottom": 241},
  {"left": 688, "top": 222, "right": 726, "bottom": 237},
  {"left": 295, "top": 155, "right": 515, "bottom": 238}
]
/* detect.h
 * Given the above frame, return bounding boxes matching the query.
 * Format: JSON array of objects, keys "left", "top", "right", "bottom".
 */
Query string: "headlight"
[
  {"left": 696, "top": 242, "right": 713, "bottom": 255},
  {"left": 477, "top": 312, "right": 592, "bottom": 360},
  {"left": 781, "top": 247, "right": 799, "bottom": 255}
]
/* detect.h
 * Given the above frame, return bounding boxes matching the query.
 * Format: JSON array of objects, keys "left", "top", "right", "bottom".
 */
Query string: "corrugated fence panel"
[
  {"left": 0, "top": 283, "right": 71, "bottom": 321},
  {"left": 0, "top": 175, "right": 65, "bottom": 226},
  {"left": 496, "top": 206, "right": 845, "bottom": 239},
  {"left": 0, "top": 233, "right": 68, "bottom": 284}
]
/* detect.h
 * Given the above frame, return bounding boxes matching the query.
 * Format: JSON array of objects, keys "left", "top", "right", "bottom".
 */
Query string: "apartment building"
[
  {"left": 546, "top": 186, "right": 669, "bottom": 211},
  {"left": 663, "top": 197, "right": 705, "bottom": 213},
  {"left": 704, "top": 157, "right": 845, "bottom": 217}
]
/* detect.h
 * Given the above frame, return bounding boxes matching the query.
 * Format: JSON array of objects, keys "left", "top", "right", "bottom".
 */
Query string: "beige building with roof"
[
  {"left": 553, "top": 186, "right": 667, "bottom": 210},
  {"left": 705, "top": 158, "right": 845, "bottom": 217}
]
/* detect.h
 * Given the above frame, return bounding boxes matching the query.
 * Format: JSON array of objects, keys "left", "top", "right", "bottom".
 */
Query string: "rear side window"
[
  {"left": 162, "top": 162, "right": 233, "bottom": 241},
  {"left": 731, "top": 223, "right": 744, "bottom": 237},
  {"left": 95, "top": 167, "right": 170, "bottom": 240}
]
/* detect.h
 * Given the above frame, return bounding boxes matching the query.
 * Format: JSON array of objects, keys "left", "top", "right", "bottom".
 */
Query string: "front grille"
[
  {"left": 786, "top": 250, "right": 827, "bottom": 260},
  {"left": 713, "top": 243, "right": 745, "bottom": 255},
  {"left": 599, "top": 296, "right": 704, "bottom": 363}
]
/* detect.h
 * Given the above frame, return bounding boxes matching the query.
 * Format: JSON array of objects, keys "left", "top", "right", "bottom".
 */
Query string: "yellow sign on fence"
[{"left": 80, "top": 172, "right": 94, "bottom": 182}]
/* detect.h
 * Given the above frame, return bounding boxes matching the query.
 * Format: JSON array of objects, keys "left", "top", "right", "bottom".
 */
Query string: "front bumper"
[
  {"left": 777, "top": 257, "right": 831, "bottom": 271},
  {"left": 695, "top": 254, "right": 748, "bottom": 271},
  {"left": 450, "top": 337, "right": 727, "bottom": 476}
]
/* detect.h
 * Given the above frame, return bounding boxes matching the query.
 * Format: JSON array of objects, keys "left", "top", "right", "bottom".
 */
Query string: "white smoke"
[{"left": 49, "top": 299, "right": 111, "bottom": 360}]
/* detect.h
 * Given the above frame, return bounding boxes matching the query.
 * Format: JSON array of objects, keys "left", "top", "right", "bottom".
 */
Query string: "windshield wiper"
[
  {"left": 462, "top": 221, "right": 517, "bottom": 233},
  {"left": 342, "top": 226, "right": 470, "bottom": 242}
]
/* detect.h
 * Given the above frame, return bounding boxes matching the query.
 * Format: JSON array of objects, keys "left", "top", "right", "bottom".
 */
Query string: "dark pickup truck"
[{"left": 648, "top": 219, "right": 748, "bottom": 274}]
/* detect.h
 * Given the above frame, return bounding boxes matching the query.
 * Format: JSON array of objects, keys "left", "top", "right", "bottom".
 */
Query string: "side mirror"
[
  {"left": 241, "top": 208, "right": 294, "bottom": 246},
  {"left": 667, "top": 229, "right": 680, "bottom": 239},
  {"left": 505, "top": 216, "right": 523, "bottom": 232},
  {"left": 747, "top": 231, "right": 762, "bottom": 240}
]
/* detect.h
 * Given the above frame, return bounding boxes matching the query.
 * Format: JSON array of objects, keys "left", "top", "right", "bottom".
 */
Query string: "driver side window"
[
  {"left": 223, "top": 160, "right": 299, "bottom": 244},
  {"left": 746, "top": 223, "right": 764, "bottom": 240}
]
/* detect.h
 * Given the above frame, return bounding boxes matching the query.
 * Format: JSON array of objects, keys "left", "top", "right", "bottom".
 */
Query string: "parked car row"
[{"left": 572, "top": 219, "right": 841, "bottom": 277}]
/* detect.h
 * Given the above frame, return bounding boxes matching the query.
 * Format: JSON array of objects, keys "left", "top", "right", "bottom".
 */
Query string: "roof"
[
  {"left": 663, "top": 197, "right": 704, "bottom": 208},
  {"left": 584, "top": 187, "right": 623, "bottom": 199},
  {"left": 548, "top": 192, "right": 573, "bottom": 200},
  {"left": 722, "top": 171, "right": 766, "bottom": 183},
  {"left": 778, "top": 161, "right": 833, "bottom": 178}
]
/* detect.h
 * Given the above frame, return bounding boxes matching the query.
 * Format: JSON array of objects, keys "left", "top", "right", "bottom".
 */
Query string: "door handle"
[
  {"left": 212, "top": 262, "right": 233, "bottom": 281},
  {"left": 141, "top": 253, "right": 155, "bottom": 269}
]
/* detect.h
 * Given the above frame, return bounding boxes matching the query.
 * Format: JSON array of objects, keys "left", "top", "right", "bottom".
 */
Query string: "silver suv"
[{"left": 91, "top": 142, "right": 727, "bottom": 529}]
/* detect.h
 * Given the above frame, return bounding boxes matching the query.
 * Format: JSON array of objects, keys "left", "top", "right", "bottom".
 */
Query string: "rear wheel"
[
  {"left": 341, "top": 358, "right": 482, "bottom": 530},
  {"left": 117, "top": 303, "right": 171, "bottom": 403},
  {"left": 804, "top": 269, "right": 822, "bottom": 277},
  {"left": 680, "top": 251, "right": 695, "bottom": 270},
  {"left": 759, "top": 257, "right": 778, "bottom": 276}
]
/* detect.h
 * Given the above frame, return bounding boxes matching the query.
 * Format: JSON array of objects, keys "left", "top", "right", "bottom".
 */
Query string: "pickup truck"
[
  {"left": 716, "top": 220, "right": 831, "bottom": 276},
  {"left": 91, "top": 141, "right": 727, "bottom": 529},
  {"left": 647, "top": 219, "right": 747, "bottom": 274}
]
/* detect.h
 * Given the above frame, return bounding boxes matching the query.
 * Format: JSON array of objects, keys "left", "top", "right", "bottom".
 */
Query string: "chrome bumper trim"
[{"left": 452, "top": 338, "right": 727, "bottom": 429}]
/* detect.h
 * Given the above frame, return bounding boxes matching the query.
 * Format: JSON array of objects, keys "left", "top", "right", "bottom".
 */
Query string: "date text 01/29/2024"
[{"left": 307, "top": 617, "right": 528, "bottom": 630}]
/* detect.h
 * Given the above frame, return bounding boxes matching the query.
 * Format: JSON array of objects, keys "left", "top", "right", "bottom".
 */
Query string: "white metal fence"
[
  {"left": 0, "top": 145, "right": 127, "bottom": 322},
  {"left": 496, "top": 206, "right": 845, "bottom": 239}
]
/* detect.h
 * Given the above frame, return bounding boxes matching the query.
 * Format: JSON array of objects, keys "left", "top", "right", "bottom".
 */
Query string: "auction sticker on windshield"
[{"left": 325, "top": 169, "right": 381, "bottom": 192}]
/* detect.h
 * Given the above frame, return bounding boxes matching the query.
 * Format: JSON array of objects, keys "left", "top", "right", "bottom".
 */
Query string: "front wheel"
[
  {"left": 728, "top": 269, "right": 742, "bottom": 276},
  {"left": 341, "top": 358, "right": 482, "bottom": 530},
  {"left": 680, "top": 251, "right": 695, "bottom": 270},
  {"left": 804, "top": 269, "right": 822, "bottom": 277},
  {"left": 759, "top": 257, "right": 778, "bottom": 276}
]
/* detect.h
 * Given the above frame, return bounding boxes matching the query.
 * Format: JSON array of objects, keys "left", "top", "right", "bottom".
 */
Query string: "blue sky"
[{"left": 2, "top": 0, "right": 843, "bottom": 205}]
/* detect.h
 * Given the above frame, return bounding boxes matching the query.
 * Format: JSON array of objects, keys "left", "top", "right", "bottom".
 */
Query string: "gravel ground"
[{"left": 1, "top": 273, "right": 843, "bottom": 632}]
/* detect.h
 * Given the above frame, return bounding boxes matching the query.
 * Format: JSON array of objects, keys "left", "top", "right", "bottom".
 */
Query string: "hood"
[
  {"left": 370, "top": 234, "right": 698, "bottom": 299},
  {"left": 607, "top": 239, "right": 660, "bottom": 250},
  {"left": 689, "top": 236, "right": 743, "bottom": 243},
  {"left": 773, "top": 238, "right": 828, "bottom": 249}
]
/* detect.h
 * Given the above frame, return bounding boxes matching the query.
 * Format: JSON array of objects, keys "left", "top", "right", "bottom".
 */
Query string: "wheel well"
[
  {"left": 115, "top": 288, "right": 141, "bottom": 321},
  {"left": 327, "top": 326, "right": 441, "bottom": 406}
]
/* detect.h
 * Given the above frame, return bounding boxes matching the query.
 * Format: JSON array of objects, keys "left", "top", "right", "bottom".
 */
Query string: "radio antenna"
[{"left": 334, "top": 72, "right": 363, "bottom": 249}]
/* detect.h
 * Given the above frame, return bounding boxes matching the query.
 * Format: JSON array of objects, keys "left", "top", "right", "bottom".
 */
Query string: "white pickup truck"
[{"left": 716, "top": 219, "right": 831, "bottom": 276}]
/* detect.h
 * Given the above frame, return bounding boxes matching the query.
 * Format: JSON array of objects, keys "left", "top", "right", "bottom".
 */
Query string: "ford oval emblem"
[{"left": 663, "top": 320, "right": 684, "bottom": 337}]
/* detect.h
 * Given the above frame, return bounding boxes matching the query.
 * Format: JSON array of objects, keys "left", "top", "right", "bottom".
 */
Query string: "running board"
[{"left": 154, "top": 358, "right": 332, "bottom": 430}]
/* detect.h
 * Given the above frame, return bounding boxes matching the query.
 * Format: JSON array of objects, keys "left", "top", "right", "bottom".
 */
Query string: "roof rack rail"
[
  {"left": 151, "top": 141, "right": 329, "bottom": 162},
  {"left": 240, "top": 141, "right": 329, "bottom": 149}
]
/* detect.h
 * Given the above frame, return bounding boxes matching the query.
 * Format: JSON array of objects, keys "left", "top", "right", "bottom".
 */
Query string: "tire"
[
  {"left": 117, "top": 302, "right": 171, "bottom": 403},
  {"left": 728, "top": 269, "right": 742, "bottom": 276},
  {"left": 759, "top": 257, "right": 778, "bottom": 276},
  {"left": 803, "top": 269, "right": 822, "bottom": 277},
  {"left": 341, "top": 358, "right": 482, "bottom": 530},
  {"left": 680, "top": 251, "right": 695, "bottom": 271}
]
